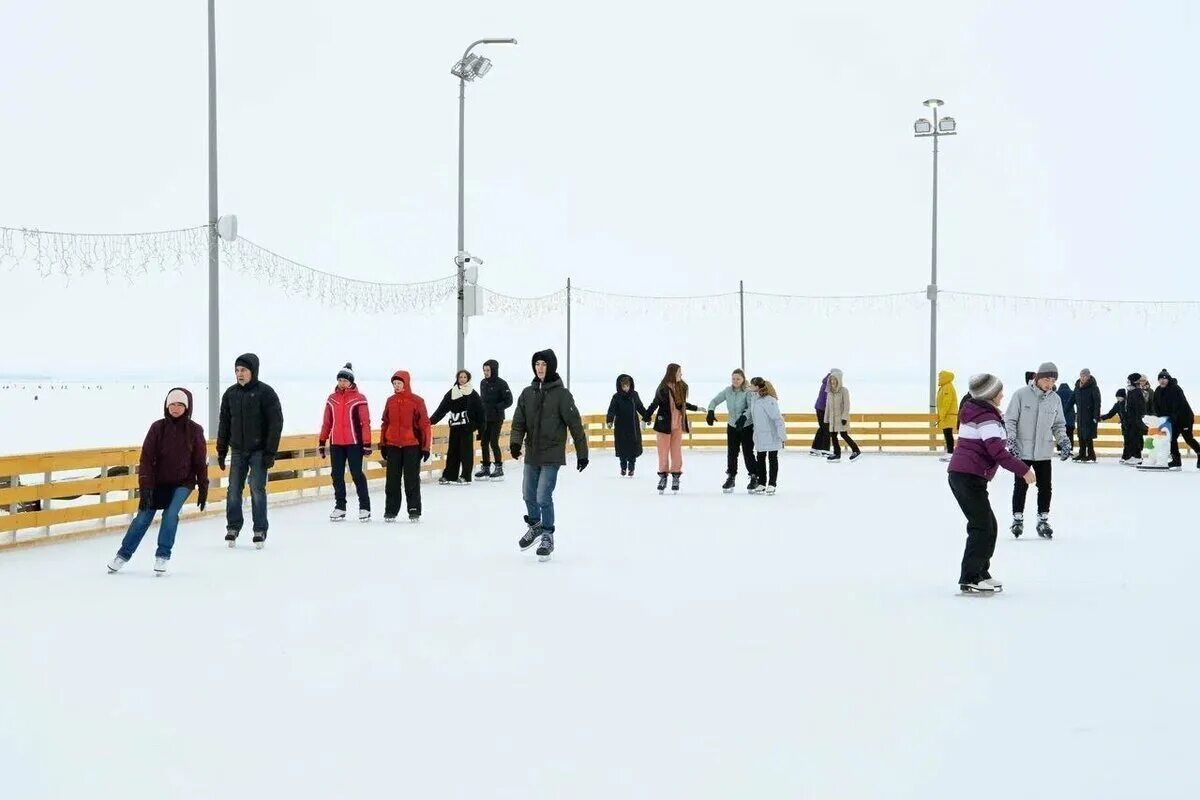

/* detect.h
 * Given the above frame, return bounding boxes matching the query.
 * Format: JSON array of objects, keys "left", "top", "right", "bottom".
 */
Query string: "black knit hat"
[
  {"left": 1159, "top": 369, "right": 1172, "bottom": 381},
  {"left": 1116, "top": 388, "right": 1126, "bottom": 399},
  {"left": 337, "top": 362, "right": 355, "bottom": 383},
  {"left": 1127, "top": 372, "right": 1141, "bottom": 384}
]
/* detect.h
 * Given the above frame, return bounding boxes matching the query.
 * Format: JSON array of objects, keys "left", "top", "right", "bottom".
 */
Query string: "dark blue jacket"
[{"left": 1057, "top": 383, "right": 1076, "bottom": 427}]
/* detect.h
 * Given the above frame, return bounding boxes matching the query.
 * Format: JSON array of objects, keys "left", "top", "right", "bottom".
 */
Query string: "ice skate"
[
  {"left": 849, "top": 451, "right": 862, "bottom": 462},
  {"left": 107, "top": 555, "right": 127, "bottom": 574},
  {"left": 627, "top": 464, "right": 635, "bottom": 478},
  {"left": 536, "top": 531, "right": 555, "bottom": 562},
  {"left": 1126, "top": 457, "right": 1142, "bottom": 466},
  {"left": 384, "top": 515, "right": 397, "bottom": 523},
  {"left": 154, "top": 557, "right": 168, "bottom": 576},
  {"left": 358, "top": 509, "right": 371, "bottom": 523},
  {"left": 1036, "top": 517, "right": 1053, "bottom": 539},
  {"left": 438, "top": 476, "right": 451, "bottom": 485},
  {"left": 519, "top": 516, "right": 542, "bottom": 551},
  {"left": 959, "top": 580, "right": 998, "bottom": 595},
  {"left": 980, "top": 576, "right": 1003, "bottom": 591},
  {"left": 329, "top": 507, "right": 347, "bottom": 522},
  {"left": 1010, "top": 516, "right": 1024, "bottom": 538},
  {"left": 721, "top": 474, "right": 735, "bottom": 493},
  {"left": 765, "top": 485, "right": 777, "bottom": 496},
  {"left": 475, "top": 465, "right": 491, "bottom": 480},
  {"left": 225, "top": 529, "right": 238, "bottom": 548},
  {"left": 252, "top": 531, "right": 267, "bottom": 550},
  {"left": 656, "top": 473, "right": 668, "bottom": 494},
  {"left": 939, "top": 454, "right": 953, "bottom": 462},
  {"left": 621, "top": 467, "right": 627, "bottom": 477},
  {"left": 670, "top": 473, "right": 681, "bottom": 493},
  {"left": 746, "top": 475, "right": 759, "bottom": 492},
  {"left": 826, "top": 454, "right": 841, "bottom": 463},
  {"left": 408, "top": 511, "right": 421, "bottom": 523},
  {"left": 492, "top": 465, "right": 504, "bottom": 480}
]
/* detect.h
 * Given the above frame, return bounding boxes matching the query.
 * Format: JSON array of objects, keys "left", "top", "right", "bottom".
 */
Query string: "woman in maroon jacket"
[
  {"left": 947, "top": 374, "right": 1036, "bottom": 594},
  {"left": 108, "top": 388, "right": 209, "bottom": 576}
]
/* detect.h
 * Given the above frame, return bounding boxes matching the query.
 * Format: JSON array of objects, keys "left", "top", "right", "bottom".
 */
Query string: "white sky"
[{"left": 1, "top": 1, "right": 1198, "bottom": 404}]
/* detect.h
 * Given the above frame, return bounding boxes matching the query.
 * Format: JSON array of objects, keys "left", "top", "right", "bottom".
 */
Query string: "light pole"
[
  {"left": 451, "top": 38, "right": 517, "bottom": 372},
  {"left": 207, "top": 0, "right": 220, "bottom": 435},
  {"left": 913, "top": 99, "right": 957, "bottom": 415}
]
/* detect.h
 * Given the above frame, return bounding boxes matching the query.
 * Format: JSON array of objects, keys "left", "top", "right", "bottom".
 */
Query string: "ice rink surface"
[{"left": 2, "top": 451, "right": 1197, "bottom": 799}]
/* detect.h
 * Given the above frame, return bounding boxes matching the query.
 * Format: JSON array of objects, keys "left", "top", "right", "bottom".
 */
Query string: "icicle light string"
[
  {"left": 0, "top": 225, "right": 207, "bottom": 282},
  {"left": 572, "top": 286, "right": 738, "bottom": 320},
  {"left": 483, "top": 287, "right": 567, "bottom": 319}
]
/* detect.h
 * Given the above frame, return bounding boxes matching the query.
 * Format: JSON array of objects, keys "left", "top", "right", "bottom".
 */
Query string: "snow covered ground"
[{"left": 2, "top": 451, "right": 1197, "bottom": 799}]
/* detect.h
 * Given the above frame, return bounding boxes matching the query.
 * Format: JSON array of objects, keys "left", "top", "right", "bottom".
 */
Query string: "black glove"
[
  {"left": 197, "top": 485, "right": 208, "bottom": 512},
  {"left": 421, "top": 451, "right": 430, "bottom": 463},
  {"left": 380, "top": 448, "right": 389, "bottom": 462},
  {"left": 318, "top": 443, "right": 327, "bottom": 459},
  {"left": 263, "top": 454, "right": 276, "bottom": 470},
  {"left": 735, "top": 416, "right": 746, "bottom": 430},
  {"left": 217, "top": 453, "right": 226, "bottom": 471},
  {"left": 577, "top": 458, "right": 589, "bottom": 472},
  {"left": 706, "top": 409, "right": 716, "bottom": 426},
  {"left": 362, "top": 445, "right": 372, "bottom": 457},
  {"left": 511, "top": 444, "right": 522, "bottom": 460},
  {"left": 841, "top": 420, "right": 847, "bottom": 427},
  {"left": 138, "top": 491, "right": 153, "bottom": 511}
]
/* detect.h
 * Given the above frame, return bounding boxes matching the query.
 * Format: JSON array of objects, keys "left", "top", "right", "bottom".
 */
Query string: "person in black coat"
[
  {"left": 217, "top": 352, "right": 284, "bottom": 545},
  {"left": 477, "top": 359, "right": 513, "bottom": 479},
  {"left": 606, "top": 374, "right": 648, "bottom": 476},
  {"left": 1071, "top": 369, "right": 1102, "bottom": 462},
  {"left": 430, "top": 370, "right": 486, "bottom": 483},
  {"left": 1153, "top": 369, "right": 1200, "bottom": 469},
  {"left": 1102, "top": 375, "right": 1149, "bottom": 463},
  {"left": 1057, "top": 382, "right": 1076, "bottom": 451}
]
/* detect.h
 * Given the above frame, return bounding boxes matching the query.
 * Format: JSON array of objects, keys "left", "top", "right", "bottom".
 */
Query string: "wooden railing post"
[{"left": 41, "top": 469, "right": 52, "bottom": 537}]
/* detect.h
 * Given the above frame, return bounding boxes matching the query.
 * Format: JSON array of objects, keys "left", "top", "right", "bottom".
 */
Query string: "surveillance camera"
[{"left": 455, "top": 251, "right": 484, "bottom": 268}]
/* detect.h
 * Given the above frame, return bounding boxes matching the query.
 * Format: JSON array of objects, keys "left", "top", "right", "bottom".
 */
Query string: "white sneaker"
[
  {"left": 154, "top": 557, "right": 168, "bottom": 576},
  {"left": 107, "top": 556, "right": 127, "bottom": 574},
  {"left": 939, "top": 454, "right": 953, "bottom": 462},
  {"left": 358, "top": 509, "right": 371, "bottom": 522},
  {"left": 329, "top": 508, "right": 347, "bottom": 522},
  {"left": 1125, "top": 457, "right": 1142, "bottom": 466}
]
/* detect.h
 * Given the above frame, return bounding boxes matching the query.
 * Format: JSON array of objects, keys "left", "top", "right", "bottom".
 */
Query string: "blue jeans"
[
  {"left": 522, "top": 463, "right": 561, "bottom": 532},
  {"left": 118, "top": 486, "right": 190, "bottom": 561},
  {"left": 227, "top": 450, "right": 269, "bottom": 533}
]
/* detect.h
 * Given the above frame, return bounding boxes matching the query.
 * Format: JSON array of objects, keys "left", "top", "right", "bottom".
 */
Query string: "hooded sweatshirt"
[
  {"left": 139, "top": 387, "right": 209, "bottom": 497},
  {"left": 824, "top": 369, "right": 851, "bottom": 432},
  {"left": 217, "top": 352, "right": 284, "bottom": 459},
  {"left": 510, "top": 349, "right": 589, "bottom": 467},
  {"left": 815, "top": 374, "right": 830, "bottom": 413},
  {"left": 949, "top": 397, "right": 1030, "bottom": 480},
  {"left": 936, "top": 370, "right": 958, "bottom": 430},
  {"left": 320, "top": 383, "right": 371, "bottom": 448},
  {"left": 381, "top": 371, "right": 432, "bottom": 451},
  {"left": 750, "top": 385, "right": 787, "bottom": 452},
  {"left": 480, "top": 359, "right": 514, "bottom": 422}
]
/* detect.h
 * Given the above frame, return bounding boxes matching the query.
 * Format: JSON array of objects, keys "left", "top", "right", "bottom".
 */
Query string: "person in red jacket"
[
  {"left": 380, "top": 370, "right": 431, "bottom": 522},
  {"left": 108, "top": 387, "right": 209, "bottom": 576},
  {"left": 319, "top": 363, "right": 372, "bottom": 522}
]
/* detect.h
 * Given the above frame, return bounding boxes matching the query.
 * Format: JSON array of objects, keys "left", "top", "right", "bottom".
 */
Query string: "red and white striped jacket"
[{"left": 320, "top": 386, "right": 372, "bottom": 448}]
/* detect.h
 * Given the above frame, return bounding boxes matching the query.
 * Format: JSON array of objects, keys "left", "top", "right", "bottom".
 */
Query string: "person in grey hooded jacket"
[
  {"left": 749, "top": 377, "right": 787, "bottom": 493},
  {"left": 1003, "top": 361, "right": 1071, "bottom": 539}
]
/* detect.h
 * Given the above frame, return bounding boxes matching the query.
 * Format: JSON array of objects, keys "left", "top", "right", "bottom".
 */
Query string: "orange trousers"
[{"left": 656, "top": 429, "right": 684, "bottom": 473}]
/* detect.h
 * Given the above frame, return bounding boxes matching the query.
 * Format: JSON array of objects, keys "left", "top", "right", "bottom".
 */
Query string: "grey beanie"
[
  {"left": 1080, "top": 368, "right": 1092, "bottom": 378},
  {"left": 969, "top": 373, "right": 1003, "bottom": 402},
  {"left": 1036, "top": 362, "right": 1058, "bottom": 380}
]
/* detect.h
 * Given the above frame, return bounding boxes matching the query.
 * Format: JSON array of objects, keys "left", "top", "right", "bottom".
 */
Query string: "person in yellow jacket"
[{"left": 937, "top": 370, "right": 958, "bottom": 461}]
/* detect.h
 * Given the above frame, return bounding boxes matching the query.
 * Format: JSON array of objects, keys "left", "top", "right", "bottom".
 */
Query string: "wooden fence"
[{"left": 0, "top": 412, "right": 1184, "bottom": 550}]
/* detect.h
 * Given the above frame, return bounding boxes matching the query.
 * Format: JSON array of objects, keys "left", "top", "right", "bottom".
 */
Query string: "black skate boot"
[
  {"left": 408, "top": 509, "right": 421, "bottom": 523},
  {"left": 747, "top": 475, "right": 758, "bottom": 493},
  {"left": 656, "top": 473, "right": 668, "bottom": 494},
  {"left": 225, "top": 528, "right": 239, "bottom": 548},
  {"left": 1010, "top": 515, "right": 1024, "bottom": 538},
  {"left": 475, "top": 464, "right": 492, "bottom": 480},
  {"left": 722, "top": 474, "right": 736, "bottom": 493},
  {"left": 1036, "top": 515, "right": 1053, "bottom": 539},
  {"left": 536, "top": 530, "right": 555, "bottom": 562},
  {"left": 671, "top": 473, "right": 681, "bottom": 493},
  {"left": 252, "top": 531, "right": 267, "bottom": 550},
  {"left": 492, "top": 464, "right": 504, "bottom": 480},
  {"left": 519, "top": 516, "right": 542, "bottom": 551},
  {"left": 627, "top": 463, "right": 635, "bottom": 478}
]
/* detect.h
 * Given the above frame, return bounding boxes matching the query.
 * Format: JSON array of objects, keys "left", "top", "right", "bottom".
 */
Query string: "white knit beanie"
[{"left": 165, "top": 389, "right": 189, "bottom": 408}]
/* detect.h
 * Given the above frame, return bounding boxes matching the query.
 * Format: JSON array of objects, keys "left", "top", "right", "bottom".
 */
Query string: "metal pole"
[
  {"left": 928, "top": 107, "right": 939, "bottom": 416},
  {"left": 456, "top": 76, "right": 466, "bottom": 373},
  {"left": 207, "top": 0, "right": 220, "bottom": 435},
  {"left": 738, "top": 279, "right": 746, "bottom": 371},
  {"left": 566, "top": 278, "right": 572, "bottom": 388}
]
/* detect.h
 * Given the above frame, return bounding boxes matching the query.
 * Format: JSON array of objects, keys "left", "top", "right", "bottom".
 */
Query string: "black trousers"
[
  {"left": 480, "top": 420, "right": 503, "bottom": 466},
  {"left": 726, "top": 425, "right": 756, "bottom": 475},
  {"left": 384, "top": 445, "right": 422, "bottom": 517},
  {"left": 1065, "top": 425, "right": 1075, "bottom": 449},
  {"left": 943, "top": 428, "right": 955, "bottom": 454},
  {"left": 811, "top": 416, "right": 831, "bottom": 452},
  {"left": 1012, "top": 459, "right": 1052, "bottom": 515},
  {"left": 619, "top": 455, "right": 638, "bottom": 472},
  {"left": 1169, "top": 425, "right": 1200, "bottom": 467},
  {"left": 948, "top": 472, "right": 998, "bottom": 585},
  {"left": 330, "top": 444, "right": 370, "bottom": 511},
  {"left": 831, "top": 431, "right": 859, "bottom": 457},
  {"left": 1122, "top": 428, "right": 1144, "bottom": 460},
  {"left": 755, "top": 450, "right": 779, "bottom": 486},
  {"left": 1078, "top": 438, "right": 1097, "bottom": 460},
  {"left": 443, "top": 426, "right": 475, "bottom": 481}
]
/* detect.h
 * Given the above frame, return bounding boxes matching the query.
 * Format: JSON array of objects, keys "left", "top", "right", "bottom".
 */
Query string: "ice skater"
[
  {"left": 948, "top": 374, "right": 1037, "bottom": 594},
  {"left": 645, "top": 363, "right": 700, "bottom": 493},
  {"left": 476, "top": 359, "right": 513, "bottom": 480},
  {"left": 430, "top": 370, "right": 485, "bottom": 484},
  {"left": 108, "top": 388, "right": 209, "bottom": 575},
  {"left": 380, "top": 370, "right": 431, "bottom": 522},
  {"left": 824, "top": 369, "right": 861, "bottom": 462},
  {"left": 1072, "top": 369, "right": 1102, "bottom": 463},
  {"left": 1152, "top": 370, "right": 1199, "bottom": 469},
  {"left": 1101, "top": 378, "right": 1147, "bottom": 464},
  {"left": 748, "top": 377, "right": 787, "bottom": 494},
  {"left": 706, "top": 368, "right": 756, "bottom": 492},
  {"left": 1004, "top": 362, "right": 1071, "bottom": 539},
  {"left": 810, "top": 372, "right": 832, "bottom": 457},
  {"left": 217, "top": 353, "right": 283, "bottom": 549},
  {"left": 319, "top": 363, "right": 373, "bottom": 522},
  {"left": 937, "top": 369, "right": 958, "bottom": 462},
  {"left": 510, "top": 349, "right": 589, "bottom": 561},
  {"left": 606, "top": 373, "right": 648, "bottom": 477},
  {"left": 1057, "top": 381, "right": 1076, "bottom": 452}
]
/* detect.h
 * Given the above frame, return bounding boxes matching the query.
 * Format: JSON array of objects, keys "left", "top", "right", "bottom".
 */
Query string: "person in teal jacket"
[{"left": 706, "top": 368, "right": 757, "bottom": 492}]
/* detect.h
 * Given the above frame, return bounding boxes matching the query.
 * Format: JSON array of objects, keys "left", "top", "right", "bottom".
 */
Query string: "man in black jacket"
[
  {"left": 217, "top": 353, "right": 284, "bottom": 546},
  {"left": 476, "top": 359, "right": 513, "bottom": 480},
  {"left": 510, "top": 349, "right": 588, "bottom": 562},
  {"left": 1153, "top": 369, "right": 1199, "bottom": 469}
]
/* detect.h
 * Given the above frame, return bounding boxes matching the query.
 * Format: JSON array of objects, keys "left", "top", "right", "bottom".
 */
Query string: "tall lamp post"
[
  {"left": 913, "top": 99, "right": 957, "bottom": 415},
  {"left": 451, "top": 38, "right": 517, "bottom": 372},
  {"left": 207, "top": 0, "right": 220, "bottom": 434}
]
